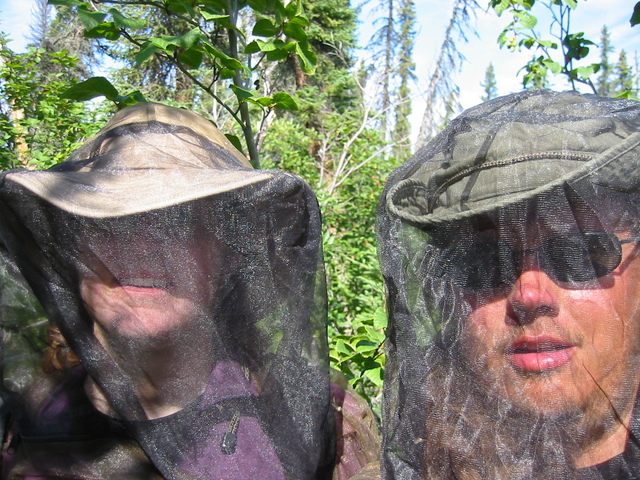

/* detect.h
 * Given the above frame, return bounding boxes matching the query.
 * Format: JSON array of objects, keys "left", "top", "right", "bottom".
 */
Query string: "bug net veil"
[
  {"left": 0, "top": 103, "right": 333, "bottom": 480},
  {"left": 377, "top": 90, "right": 640, "bottom": 480}
]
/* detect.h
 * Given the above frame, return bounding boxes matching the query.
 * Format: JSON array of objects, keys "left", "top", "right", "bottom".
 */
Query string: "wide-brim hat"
[
  {"left": 3, "top": 102, "right": 277, "bottom": 218},
  {"left": 387, "top": 90, "right": 640, "bottom": 227}
]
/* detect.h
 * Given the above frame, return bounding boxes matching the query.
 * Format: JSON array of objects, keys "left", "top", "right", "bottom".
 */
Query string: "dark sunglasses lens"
[
  {"left": 543, "top": 233, "right": 622, "bottom": 283},
  {"left": 442, "top": 242, "right": 511, "bottom": 290}
]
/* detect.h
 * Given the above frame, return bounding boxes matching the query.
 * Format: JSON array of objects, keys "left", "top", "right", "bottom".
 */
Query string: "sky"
[{"left": 1, "top": 0, "right": 639, "bottom": 143}]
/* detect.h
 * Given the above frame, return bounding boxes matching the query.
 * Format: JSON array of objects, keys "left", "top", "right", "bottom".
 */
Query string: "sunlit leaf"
[
  {"left": 113, "top": 91, "right": 146, "bottom": 107},
  {"left": 542, "top": 58, "right": 562, "bottom": 74},
  {"left": 288, "top": 15, "right": 310, "bottom": 27},
  {"left": 77, "top": 8, "right": 106, "bottom": 29},
  {"left": 47, "top": 0, "right": 86, "bottom": 5},
  {"left": 178, "top": 48, "right": 203, "bottom": 69},
  {"left": 201, "top": 12, "right": 230, "bottom": 21},
  {"left": 61, "top": 77, "right": 119, "bottom": 101},
  {"left": 364, "top": 367, "right": 384, "bottom": 387},
  {"left": 272, "top": 92, "right": 298, "bottom": 110},
  {"left": 244, "top": 41, "right": 261, "bottom": 54},
  {"left": 283, "top": 22, "right": 306, "bottom": 42},
  {"left": 229, "top": 84, "right": 254, "bottom": 100},
  {"left": 109, "top": 8, "right": 146, "bottom": 29},
  {"left": 253, "top": 18, "right": 276, "bottom": 37},
  {"left": 514, "top": 10, "right": 537, "bottom": 29},
  {"left": 294, "top": 41, "right": 316, "bottom": 74},
  {"left": 135, "top": 42, "right": 158, "bottom": 65},
  {"left": 373, "top": 308, "right": 387, "bottom": 330},
  {"left": 84, "top": 23, "right": 121, "bottom": 40}
]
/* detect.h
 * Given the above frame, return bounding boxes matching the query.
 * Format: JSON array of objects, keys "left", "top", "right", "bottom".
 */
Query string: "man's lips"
[{"left": 506, "top": 336, "right": 575, "bottom": 372}]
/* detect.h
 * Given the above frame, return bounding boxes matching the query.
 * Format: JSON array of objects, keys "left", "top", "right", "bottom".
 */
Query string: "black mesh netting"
[
  {"left": 0, "top": 103, "right": 336, "bottom": 479},
  {"left": 377, "top": 89, "right": 640, "bottom": 479}
]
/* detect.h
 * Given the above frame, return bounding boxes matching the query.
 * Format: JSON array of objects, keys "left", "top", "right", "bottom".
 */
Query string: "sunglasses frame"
[{"left": 436, "top": 232, "right": 640, "bottom": 291}]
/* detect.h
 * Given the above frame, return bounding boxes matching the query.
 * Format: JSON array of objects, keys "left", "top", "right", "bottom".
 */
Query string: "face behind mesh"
[
  {"left": 377, "top": 90, "right": 640, "bottom": 479},
  {"left": 0, "top": 106, "right": 334, "bottom": 480}
]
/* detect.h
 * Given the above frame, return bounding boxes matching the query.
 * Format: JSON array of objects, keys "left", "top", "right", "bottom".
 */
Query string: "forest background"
[{"left": 1, "top": 0, "right": 639, "bottom": 415}]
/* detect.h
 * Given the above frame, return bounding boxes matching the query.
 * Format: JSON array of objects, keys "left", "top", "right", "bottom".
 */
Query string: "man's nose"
[{"left": 506, "top": 256, "right": 559, "bottom": 325}]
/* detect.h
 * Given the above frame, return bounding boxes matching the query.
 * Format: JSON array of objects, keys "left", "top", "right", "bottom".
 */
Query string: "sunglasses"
[{"left": 436, "top": 232, "right": 640, "bottom": 291}]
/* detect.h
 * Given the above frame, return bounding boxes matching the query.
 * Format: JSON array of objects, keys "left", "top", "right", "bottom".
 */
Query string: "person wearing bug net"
[
  {"left": 0, "top": 102, "right": 346, "bottom": 479},
  {"left": 377, "top": 89, "right": 640, "bottom": 479}
]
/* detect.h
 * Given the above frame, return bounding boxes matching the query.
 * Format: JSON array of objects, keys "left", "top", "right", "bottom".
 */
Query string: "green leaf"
[
  {"left": 135, "top": 43, "right": 159, "bottom": 65},
  {"left": 229, "top": 84, "right": 254, "bottom": 101},
  {"left": 61, "top": 77, "right": 119, "bottom": 101},
  {"left": 266, "top": 49, "right": 288, "bottom": 61},
  {"left": 109, "top": 8, "right": 146, "bottom": 29},
  {"left": 219, "top": 56, "right": 245, "bottom": 71},
  {"left": 168, "top": 28, "right": 203, "bottom": 48},
  {"left": 272, "top": 92, "right": 298, "bottom": 110},
  {"left": 497, "top": 30, "right": 509, "bottom": 48},
  {"left": 178, "top": 48, "right": 203, "bottom": 69},
  {"left": 247, "top": 0, "right": 268, "bottom": 13},
  {"left": 284, "top": 0, "right": 303, "bottom": 18},
  {"left": 575, "top": 65, "right": 597, "bottom": 79},
  {"left": 77, "top": 7, "right": 106, "bottom": 30},
  {"left": 283, "top": 22, "right": 306, "bottom": 42},
  {"left": 363, "top": 367, "right": 384, "bottom": 387},
  {"left": 537, "top": 39, "right": 558, "bottom": 48},
  {"left": 224, "top": 134, "right": 244, "bottom": 153},
  {"left": 288, "top": 15, "right": 310, "bottom": 27},
  {"left": 514, "top": 10, "right": 537, "bottom": 29},
  {"left": 167, "top": 0, "right": 196, "bottom": 17},
  {"left": 250, "top": 96, "right": 276, "bottom": 107},
  {"left": 150, "top": 29, "right": 203, "bottom": 52},
  {"left": 373, "top": 308, "right": 387, "bottom": 330},
  {"left": 47, "top": 0, "right": 86, "bottom": 5},
  {"left": 562, "top": 0, "right": 578, "bottom": 8},
  {"left": 113, "top": 91, "right": 146, "bottom": 107},
  {"left": 542, "top": 59, "right": 562, "bottom": 74},
  {"left": 613, "top": 90, "right": 639, "bottom": 100},
  {"left": 631, "top": 2, "right": 640, "bottom": 27},
  {"left": 149, "top": 37, "right": 173, "bottom": 52},
  {"left": 334, "top": 339, "right": 353, "bottom": 355},
  {"left": 255, "top": 39, "right": 277, "bottom": 52},
  {"left": 244, "top": 41, "right": 261, "bottom": 54},
  {"left": 490, "top": 0, "right": 511, "bottom": 16},
  {"left": 84, "top": 23, "right": 121, "bottom": 40},
  {"left": 253, "top": 18, "right": 277, "bottom": 37},
  {"left": 354, "top": 342, "right": 378, "bottom": 354},
  {"left": 294, "top": 41, "right": 316, "bottom": 74},
  {"left": 220, "top": 68, "right": 236, "bottom": 79},
  {"left": 201, "top": 12, "right": 230, "bottom": 21},
  {"left": 202, "top": 42, "right": 247, "bottom": 72}
]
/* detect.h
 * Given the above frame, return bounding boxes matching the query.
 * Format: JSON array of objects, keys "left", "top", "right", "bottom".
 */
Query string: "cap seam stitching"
[{"left": 431, "top": 151, "right": 594, "bottom": 211}]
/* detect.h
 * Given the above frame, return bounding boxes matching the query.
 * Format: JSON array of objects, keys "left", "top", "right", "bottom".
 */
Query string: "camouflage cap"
[{"left": 387, "top": 89, "right": 640, "bottom": 227}]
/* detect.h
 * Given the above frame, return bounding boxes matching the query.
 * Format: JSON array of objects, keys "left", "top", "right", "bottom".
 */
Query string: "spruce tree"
[
  {"left": 480, "top": 63, "right": 498, "bottom": 101},
  {"left": 597, "top": 26, "right": 614, "bottom": 96},
  {"left": 392, "top": 0, "right": 416, "bottom": 160},
  {"left": 615, "top": 49, "right": 635, "bottom": 95}
]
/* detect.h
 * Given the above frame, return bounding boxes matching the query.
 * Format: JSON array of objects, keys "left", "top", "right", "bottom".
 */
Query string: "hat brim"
[
  {"left": 7, "top": 168, "right": 275, "bottom": 218},
  {"left": 388, "top": 131, "right": 640, "bottom": 227}
]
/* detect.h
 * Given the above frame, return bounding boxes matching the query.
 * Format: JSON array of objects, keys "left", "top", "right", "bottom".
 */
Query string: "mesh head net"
[
  {"left": 0, "top": 103, "right": 333, "bottom": 479},
  {"left": 377, "top": 89, "right": 640, "bottom": 479}
]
